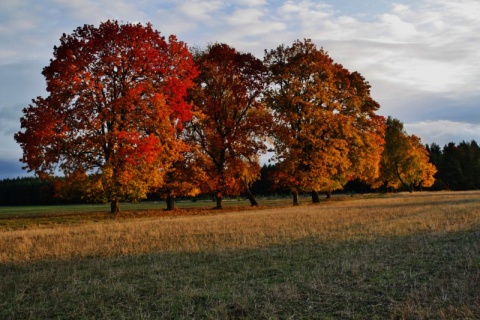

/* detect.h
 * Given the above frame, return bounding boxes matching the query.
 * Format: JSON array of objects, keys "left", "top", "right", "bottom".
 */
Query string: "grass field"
[{"left": 0, "top": 191, "right": 479, "bottom": 319}]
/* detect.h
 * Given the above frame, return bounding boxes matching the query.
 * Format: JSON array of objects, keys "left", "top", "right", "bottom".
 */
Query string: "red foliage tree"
[
  {"left": 154, "top": 142, "right": 207, "bottom": 210},
  {"left": 187, "top": 43, "right": 271, "bottom": 209},
  {"left": 15, "top": 21, "right": 197, "bottom": 213}
]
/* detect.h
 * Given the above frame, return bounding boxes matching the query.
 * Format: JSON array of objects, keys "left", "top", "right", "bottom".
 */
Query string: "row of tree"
[
  {"left": 3, "top": 136, "right": 477, "bottom": 206},
  {"left": 14, "top": 21, "right": 438, "bottom": 212},
  {"left": 427, "top": 140, "right": 480, "bottom": 191}
]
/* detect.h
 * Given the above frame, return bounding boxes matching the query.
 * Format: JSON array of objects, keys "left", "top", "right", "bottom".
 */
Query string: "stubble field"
[{"left": 0, "top": 191, "right": 479, "bottom": 319}]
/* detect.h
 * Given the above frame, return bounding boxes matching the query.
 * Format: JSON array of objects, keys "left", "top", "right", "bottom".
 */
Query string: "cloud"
[
  {"left": 271, "top": 0, "right": 480, "bottom": 101},
  {"left": 216, "top": 6, "right": 285, "bottom": 56},
  {"left": 49, "top": 0, "right": 149, "bottom": 23},
  {"left": 0, "top": 102, "right": 25, "bottom": 166},
  {"left": 405, "top": 120, "right": 480, "bottom": 146},
  {"left": 0, "top": 0, "right": 479, "bottom": 179},
  {"left": 371, "top": 79, "right": 480, "bottom": 126},
  {"left": 0, "top": 159, "right": 31, "bottom": 179},
  {"left": 176, "top": 0, "right": 223, "bottom": 23}
]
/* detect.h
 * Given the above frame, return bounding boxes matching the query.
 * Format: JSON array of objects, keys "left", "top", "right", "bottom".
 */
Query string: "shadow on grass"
[{"left": 1, "top": 228, "right": 479, "bottom": 319}]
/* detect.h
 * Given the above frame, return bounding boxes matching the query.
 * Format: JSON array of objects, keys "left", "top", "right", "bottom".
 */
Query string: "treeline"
[
  {"left": 251, "top": 139, "right": 480, "bottom": 195},
  {"left": 427, "top": 140, "right": 480, "bottom": 191},
  {"left": 0, "top": 177, "right": 71, "bottom": 206},
  {"left": 1, "top": 139, "right": 478, "bottom": 206},
  {"left": 6, "top": 21, "right": 449, "bottom": 211}
]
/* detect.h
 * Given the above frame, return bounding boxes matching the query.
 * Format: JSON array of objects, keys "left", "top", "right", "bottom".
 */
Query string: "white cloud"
[
  {"left": 228, "top": 8, "right": 263, "bottom": 26},
  {"left": 1, "top": 0, "right": 480, "bottom": 178},
  {"left": 237, "top": 0, "right": 267, "bottom": 6},
  {"left": 281, "top": 0, "right": 480, "bottom": 115},
  {"left": 379, "top": 13, "right": 418, "bottom": 40},
  {"left": 224, "top": 7, "right": 285, "bottom": 37},
  {"left": 177, "top": 0, "right": 223, "bottom": 23},
  {"left": 405, "top": 120, "right": 480, "bottom": 146}
]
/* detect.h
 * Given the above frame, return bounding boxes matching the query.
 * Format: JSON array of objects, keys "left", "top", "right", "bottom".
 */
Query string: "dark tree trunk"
[
  {"left": 311, "top": 190, "right": 320, "bottom": 203},
  {"left": 166, "top": 195, "right": 175, "bottom": 210},
  {"left": 242, "top": 178, "right": 258, "bottom": 207},
  {"left": 215, "top": 196, "right": 223, "bottom": 209},
  {"left": 110, "top": 200, "right": 120, "bottom": 214},
  {"left": 325, "top": 191, "right": 332, "bottom": 199},
  {"left": 292, "top": 191, "right": 299, "bottom": 206}
]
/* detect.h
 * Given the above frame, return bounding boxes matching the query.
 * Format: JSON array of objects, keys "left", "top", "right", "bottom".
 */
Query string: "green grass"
[
  {"left": 0, "top": 197, "right": 294, "bottom": 217},
  {"left": 1, "top": 229, "right": 478, "bottom": 319},
  {"left": 0, "top": 197, "right": 294, "bottom": 230}
]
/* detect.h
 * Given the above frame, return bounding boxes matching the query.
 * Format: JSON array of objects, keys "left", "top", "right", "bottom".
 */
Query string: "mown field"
[{"left": 0, "top": 191, "right": 479, "bottom": 319}]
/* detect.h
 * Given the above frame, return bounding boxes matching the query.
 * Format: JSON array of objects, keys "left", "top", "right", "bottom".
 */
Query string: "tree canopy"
[
  {"left": 373, "top": 117, "right": 437, "bottom": 191},
  {"left": 186, "top": 43, "right": 272, "bottom": 208},
  {"left": 14, "top": 20, "right": 197, "bottom": 213},
  {"left": 15, "top": 25, "right": 455, "bottom": 210},
  {"left": 264, "top": 39, "right": 385, "bottom": 205}
]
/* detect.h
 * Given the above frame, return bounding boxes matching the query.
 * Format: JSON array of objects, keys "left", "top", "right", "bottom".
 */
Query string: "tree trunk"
[
  {"left": 242, "top": 178, "right": 258, "bottom": 207},
  {"left": 166, "top": 195, "right": 175, "bottom": 211},
  {"left": 215, "top": 195, "right": 223, "bottom": 209},
  {"left": 110, "top": 200, "right": 120, "bottom": 214},
  {"left": 311, "top": 190, "right": 320, "bottom": 203},
  {"left": 325, "top": 191, "right": 332, "bottom": 199},
  {"left": 292, "top": 191, "right": 299, "bottom": 206}
]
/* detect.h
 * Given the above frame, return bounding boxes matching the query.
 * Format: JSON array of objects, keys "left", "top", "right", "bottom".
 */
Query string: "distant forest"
[{"left": 1, "top": 140, "right": 479, "bottom": 206}]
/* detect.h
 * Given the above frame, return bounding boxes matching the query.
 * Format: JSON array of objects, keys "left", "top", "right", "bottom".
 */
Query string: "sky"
[{"left": 0, "top": 0, "right": 479, "bottom": 179}]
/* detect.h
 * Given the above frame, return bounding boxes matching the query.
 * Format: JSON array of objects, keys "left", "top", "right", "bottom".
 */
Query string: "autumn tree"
[
  {"left": 14, "top": 21, "right": 197, "bottom": 213},
  {"left": 187, "top": 43, "right": 271, "bottom": 209},
  {"left": 155, "top": 144, "right": 206, "bottom": 210},
  {"left": 373, "top": 117, "right": 437, "bottom": 191},
  {"left": 264, "top": 39, "right": 385, "bottom": 205}
]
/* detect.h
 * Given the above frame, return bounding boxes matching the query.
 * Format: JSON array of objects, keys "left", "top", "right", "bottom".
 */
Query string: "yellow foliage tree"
[
  {"left": 374, "top": 117, "right": 437, "bottom": 191},
  {"left": 264, "top": 39, "right": 385, "bottom": 205}
]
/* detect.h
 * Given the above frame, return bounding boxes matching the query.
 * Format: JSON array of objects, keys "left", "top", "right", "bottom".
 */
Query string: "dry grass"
[
  {"left": 1, "top": 191, "right": 479, "bottom": 263},
  {"left": 1, "top": 191, "right": 479, "bottom": 319}
]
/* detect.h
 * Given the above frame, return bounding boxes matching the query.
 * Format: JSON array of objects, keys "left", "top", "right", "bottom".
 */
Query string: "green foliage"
[
  {"left": 431, "top": 141, "right": 480, "bottom": 190},
  {"left": 0, "top": 177, "right": 63, "bottom": 206}
]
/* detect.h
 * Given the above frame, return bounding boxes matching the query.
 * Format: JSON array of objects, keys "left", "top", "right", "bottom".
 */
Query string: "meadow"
[{"left": 0, "top": 191, "right": 479, "bottom": 319}]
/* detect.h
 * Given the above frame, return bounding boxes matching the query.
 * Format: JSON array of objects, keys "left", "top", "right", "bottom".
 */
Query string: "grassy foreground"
[{"left": 0, "top": 191, "right": 479, "bottom": 319}]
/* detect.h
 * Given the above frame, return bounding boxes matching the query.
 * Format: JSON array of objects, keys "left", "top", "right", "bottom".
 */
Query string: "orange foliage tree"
[
  {"left": 14, "top": 21, "right": 197, "bottom": 213},
  {"left": 373, "top": 117, "right": 437, "bottom": 191},
  {"left": 187, "top": 43, "right": 272, "bottom": 209},
  {"left": 154, "top": 142, "right": 207, "bottom": 210},
  {"left": 264, "top": 39, "right": 385, "bottom": 205}
]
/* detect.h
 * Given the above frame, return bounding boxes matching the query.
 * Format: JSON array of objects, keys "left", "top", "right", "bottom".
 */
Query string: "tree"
[
  {"left": 155, "top": 145, "right": 206, "bottom": 210},
  {"left": 15, "top": 21, "right": 197, "bottom": 213},
  {"left": 187, "top": 43, "right": 271, "bottom": 209},
  {"left": 411, "top": 135, "right": 437, "bottom": 189},
  {"left": 374, "top": 117, "right": 437, "bottom": 191},
  {"left": 456, "top": 140, "right": 480, "bottom": 189},
  {"left": 436, "top": 140, "right": 480, "bottom": 190},
  {"left": 264, "top": 39, "right": 385, "bottom": 205},
  {"left": 250, "top": 164, "right": 277, "bottom": 196},
  {"left": 438, "top": 142, "right": 464, "bottom": 190},
  {"left": 0, "top": 177, "right": 58, "bottom": 206}
]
